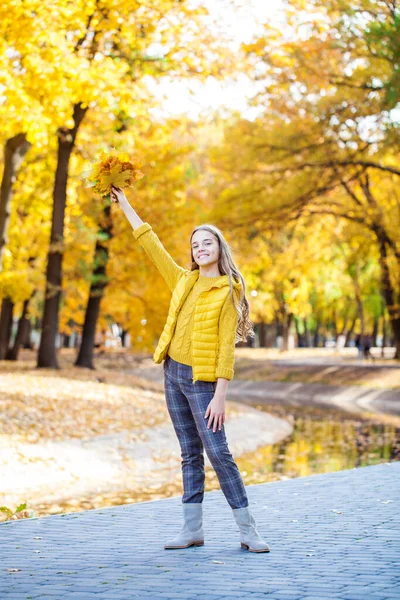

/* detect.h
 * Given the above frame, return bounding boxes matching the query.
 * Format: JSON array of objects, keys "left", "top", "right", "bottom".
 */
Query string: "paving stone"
[{"left": 0, "top": 462, "right": 399, "bottom": 600}]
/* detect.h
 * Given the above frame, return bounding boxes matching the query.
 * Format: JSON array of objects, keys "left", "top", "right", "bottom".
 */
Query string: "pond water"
[
  {"left": 27, "top": 402, "right": 400, "bottom": 519},
  {"left": 232, "top": 402, "right": 400, "bottom": 486}
]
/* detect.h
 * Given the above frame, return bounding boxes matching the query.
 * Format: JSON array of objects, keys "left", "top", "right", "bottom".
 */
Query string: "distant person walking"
[
  {"left": 363, "top": 334, "right": 375, "bottom": 361},
  {"left": 355, "top": 334, "right": 362, "bottom": 358},
  {"left": 112, "top": 185, "right": 270, "bottom": 553}
]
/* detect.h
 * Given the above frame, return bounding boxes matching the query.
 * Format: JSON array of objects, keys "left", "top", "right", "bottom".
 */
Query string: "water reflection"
[
  {"left": 233, "top": 403, "right": 400, "bottom": 484},
  {"left": 28, "top": 403, "right": 399, "bottom": 519}
]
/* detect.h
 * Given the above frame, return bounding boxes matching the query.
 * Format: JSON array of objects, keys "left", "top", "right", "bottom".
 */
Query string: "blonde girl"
[{"left": 112, "top": 186, "right": 270, "bottom": 553}]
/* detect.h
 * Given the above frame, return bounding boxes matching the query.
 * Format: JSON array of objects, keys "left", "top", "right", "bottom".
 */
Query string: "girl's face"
[{"left": 191, "top": 229, "right": 220, "bottom": 268}]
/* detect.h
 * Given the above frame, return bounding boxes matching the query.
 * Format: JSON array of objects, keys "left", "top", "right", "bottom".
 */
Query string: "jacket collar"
[{"left": 187, "top": 269, "right": 242, "bottom": 291}]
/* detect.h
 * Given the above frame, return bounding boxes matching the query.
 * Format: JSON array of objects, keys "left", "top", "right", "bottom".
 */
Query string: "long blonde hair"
[{"left": 189, "top": 224, "right": 255, "bottom": 343}]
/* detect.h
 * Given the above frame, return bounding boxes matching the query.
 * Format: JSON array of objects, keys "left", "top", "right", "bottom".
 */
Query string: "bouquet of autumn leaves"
[{"left": 85, "top": 151, "right": 144, "bottom": 199}]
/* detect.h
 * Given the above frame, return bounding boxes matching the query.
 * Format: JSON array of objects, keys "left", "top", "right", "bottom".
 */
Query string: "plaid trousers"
[{"left": 163, "top": 355, "right": 249, "bottom": 509}]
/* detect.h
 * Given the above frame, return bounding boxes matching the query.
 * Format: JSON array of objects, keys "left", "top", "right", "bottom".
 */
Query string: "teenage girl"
[{"left": 111, "top": 185, "right": 270, "bottom": 553}]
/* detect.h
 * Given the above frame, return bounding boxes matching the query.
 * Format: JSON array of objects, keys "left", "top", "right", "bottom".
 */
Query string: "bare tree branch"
[{"left": 264, "top": 160, "right": 400, "bottom": 177}]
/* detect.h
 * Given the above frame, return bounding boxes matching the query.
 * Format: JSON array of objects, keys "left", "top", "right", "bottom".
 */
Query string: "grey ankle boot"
[
  {"left": 232, "top": 507, "right": 270, "bottom": 553},
  {"left": 164, "top": 503, "right": 204, "bottom": 549}
]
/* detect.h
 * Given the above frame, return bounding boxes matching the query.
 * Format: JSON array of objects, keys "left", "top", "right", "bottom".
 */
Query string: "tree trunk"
[
  {"left": 303, "top": 317, "right": 311, "bottom": 347},
  {"left": 266, "top": 322, "right": 276, "bottom": 348},
  {"left": 121, "top": 328, "right": 128, "bottom": 348},
  {"left": 0, "top": 133, "right": 31, "bottom": 272},
  {"left": 6, "top": 297, "right": 31, "bottom": 360},
  {"left": 359, "top": 177, "right": 400, "bottom": 359},
  {"left": 340, "top": 299, "right": 351, "bottom": 335},
  {"left": 0, "top": 134, "right": 31, "bottom": 360},
  {"left": 259, "top": 321, "right": 267, "bottom": 347},
  {"left": 294, "top": 317, "right": 307, "bottom": 347},
  {"left": 313, "top": 320, "right": 320, "bottom": 347},
  {"left": 294, "top": 317, "right": 301, "bottom": 347},
  {"left": 37, "top": 103, "right": 88, "bottom": 368},
  {"left": 372, "top": 315, "right": 379, "bottom": 347},
  {"left": 352, "top": 267, "right": 365, "bottom": 355},
  {"left": 345, "top": 315, "right": 357, "bottom": 347},
  {"left": 75, "top": 203, "right": 112, "bottom": 369},
  {"left": 374, "top": 230, "right": 400, "bottom": 360},
  {"left": 0, "top": 297, "right": 14, "bottom": 359},
  {"left": 355, "top": 295, "right": 365, "bottom": 355},
  {"left": 332, "top": 307, "right": 338, "bottom": 340},
  {"left": 282, "top": 313, "right": 293, "bottom": 352},
  {"left": 23, "top": 319, "right": 33, "bottom": 349}
]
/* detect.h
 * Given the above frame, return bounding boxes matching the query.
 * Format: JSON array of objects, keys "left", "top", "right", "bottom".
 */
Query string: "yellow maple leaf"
[{"left": 84, "top": 152, "right": 144, "bottom": 196}]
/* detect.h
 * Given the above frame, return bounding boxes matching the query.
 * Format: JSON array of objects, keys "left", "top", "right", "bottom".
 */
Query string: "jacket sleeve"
[
  {"left": 216, "top": 292, "right": 239, "bottom": 381},
  {"left": 132, "top": 222, "right": 187, "bottom": 293}
]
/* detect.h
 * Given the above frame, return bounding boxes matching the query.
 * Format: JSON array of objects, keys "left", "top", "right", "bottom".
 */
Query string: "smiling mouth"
[{"left": 199, "top": 254, "right": 208, "bottom": 258}]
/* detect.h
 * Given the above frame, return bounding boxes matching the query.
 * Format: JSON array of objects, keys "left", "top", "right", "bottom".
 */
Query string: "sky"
[{"left": 146, "top": 0, "right": 284, "bottom": 121}]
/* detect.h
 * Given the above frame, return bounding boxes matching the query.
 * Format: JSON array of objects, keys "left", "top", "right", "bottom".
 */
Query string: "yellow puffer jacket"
[{"left": 133, "top": 222, "right": 242, "bottom": 383}]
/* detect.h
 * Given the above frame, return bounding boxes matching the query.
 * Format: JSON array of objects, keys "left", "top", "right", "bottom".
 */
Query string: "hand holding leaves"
[{"left": 85, "top": 151, "right": 144, "bottom": 198}]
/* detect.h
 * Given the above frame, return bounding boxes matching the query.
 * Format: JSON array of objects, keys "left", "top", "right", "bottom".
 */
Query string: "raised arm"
[{"left": 112, "top": 186, "right": 186, "bottom": 292}]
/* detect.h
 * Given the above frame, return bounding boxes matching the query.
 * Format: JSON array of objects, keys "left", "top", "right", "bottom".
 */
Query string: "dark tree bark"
[
  {"left": 0, "top": 134, "right": 31, "bottom": 360},
  {"left": 37, "top": 103, "right": 88, "bottom": 368},
  {"left": 332, "top": 307, "right": 338, "bottom": 340},
  {"left": 381, "top": 311, "right": 388, "bottom": 357},
  {"left": 6, "top": 297, "right": 32, "bottom": 360},
  {"left": 0, "top": 297, "right": 14, "bottom": 359},
  {"left": 374, "top": 230, "right": 400, "bottom": 359},
  {"left": 339, "top": 299, "right": 352, "bottom": 336},
  {"left": 258, "top": 321, "right": 267, "bottom": 347},
  {"left": 358, "top": 175, "right": 400, "bottom": 359},
  {"left": 0, "top": 133, "right": 31, "bottom": 271},
  {"left": 121, "top": 328, "right": 128, "bottom": 348},
  {"left": 344, "top": 315, "right": 357, "bottom": 347},
  {"left": 23, "top": 319, "right": 33, "bottom": 349},
  {"left": 275, "top": 290, "right": 293, "bottom": 352},
  {"left": 294, "top": 317, "right": 304, "bottom": 347},
  {"left": 372, "top": 315, "right": 379, "bottom": 347},
  {"left": 303, "top": 317, "right": 311, "bottom": 347},
  {"left": 355, "top": 292, "right": 365, "bottom": 354},
  {"left": 266, "top": 322, "right": 277, "bottom": 348},
  {"left": 75, "top": 203, "right": 112, "bottom": 369},
  {"left": 313, "top": 320, "right": 320, "bottom": 347},
  {"left": 275, "top": 319, "right": 283, "bottom": 338},
  {"left": 350, "top": 264, "right": 366, "bottom": 354}
]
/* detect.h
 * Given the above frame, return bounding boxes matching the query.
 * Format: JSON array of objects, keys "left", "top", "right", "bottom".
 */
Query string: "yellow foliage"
[{"left": 86, "top": 152, "right": 144, "bottom": 197}]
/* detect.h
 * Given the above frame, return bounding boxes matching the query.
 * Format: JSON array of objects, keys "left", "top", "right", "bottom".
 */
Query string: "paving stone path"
[{"left": 1, "top": 461, "right": 399, "bottom": 600}]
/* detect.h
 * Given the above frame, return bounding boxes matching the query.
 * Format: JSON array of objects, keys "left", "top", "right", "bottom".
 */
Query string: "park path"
[
  {"left": 228, "top": 379, "right": 400, "bottom": 416},
  {"left": 129, "top": 362, "right": 400, "bottom": 417},
  {"left": 1, "top": 461, "right": 398, "bottom": 599}
]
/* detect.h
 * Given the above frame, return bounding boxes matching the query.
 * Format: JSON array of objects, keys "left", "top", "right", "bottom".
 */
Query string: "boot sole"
[
  {"left": 241, "top": 542, "right": 270, "bottom": 553},
  {"left": 164, "top": 541, "right": 204, "bottom": 549}
]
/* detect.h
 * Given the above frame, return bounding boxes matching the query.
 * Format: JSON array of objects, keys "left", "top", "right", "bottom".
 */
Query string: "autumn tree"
[
  {"left": 209, "top": 0, "right": 400, "bottom": 356},
  {"left": 0, "top": 149, "right": 54, "bottom": 359},
  {"left": 0, "top": 0, "right": 243, "bottom": 367},
  {"left": 67, "top": 113, "right": 201, "bottom": 367}
]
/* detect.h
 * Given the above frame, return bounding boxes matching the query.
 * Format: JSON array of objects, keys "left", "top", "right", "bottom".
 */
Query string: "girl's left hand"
[{"left": 205, "top": 396, "right": 226, "bottom": 432}]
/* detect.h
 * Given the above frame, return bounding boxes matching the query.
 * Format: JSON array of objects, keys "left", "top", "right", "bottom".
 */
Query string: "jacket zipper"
[
  {"left": 191, "top": 287, "right": 220, "bottom": 384},
  {"left": 191, "top": 327, "right": 195, "bottom": 383}
]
